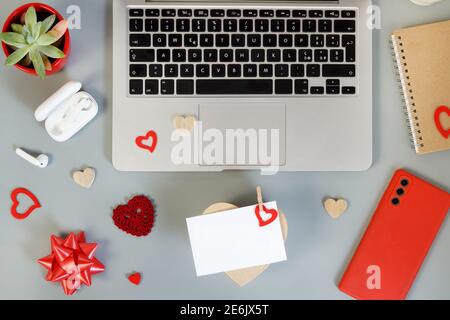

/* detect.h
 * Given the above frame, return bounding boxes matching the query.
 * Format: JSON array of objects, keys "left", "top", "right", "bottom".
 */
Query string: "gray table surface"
[{"left": 0, "top": 0, "right": 449, "bottom": 300}]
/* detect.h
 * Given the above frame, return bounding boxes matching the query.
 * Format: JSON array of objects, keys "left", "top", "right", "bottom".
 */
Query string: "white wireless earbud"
[{"left": 16, "top": 148, "right": 49, "bottom": 168}]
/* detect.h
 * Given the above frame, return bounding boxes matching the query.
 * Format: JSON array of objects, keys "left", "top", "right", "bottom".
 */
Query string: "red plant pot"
[{"left": 1, "top": 2, "right": 71, "bottom": 77}]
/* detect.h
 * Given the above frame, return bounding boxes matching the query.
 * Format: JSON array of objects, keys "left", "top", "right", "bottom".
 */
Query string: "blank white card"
[{"left": 186, "top": 201, "right": 287, "bottom": 276}]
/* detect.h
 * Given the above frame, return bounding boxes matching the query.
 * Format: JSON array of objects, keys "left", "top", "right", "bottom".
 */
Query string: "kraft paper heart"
[
  {"left": 434, "top": 106, "right": 450, "bottom": 139},
  {"left": 324, "top": 198, "right": 348, "bottom": 219},
  {"left": 73, "top": 168, "right": 96, "bottom": 189},
  {"left": 128, "top": 272, "right": 142, "bottom": 285},
  {"left": 10, "top": 188, "right": 41, "bottom": 220},
  {"left": 202, "top": 203, "right": 288, "bottom": 287},
  {"left": 135, "top": 130, "right": 158, "bottom": 153},
  {"left": 173, "top": 115, "right": 196, "bottom": 131}
]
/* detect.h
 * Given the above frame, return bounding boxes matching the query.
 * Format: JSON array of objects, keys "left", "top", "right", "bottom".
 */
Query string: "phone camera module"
[
  {"left": 400, "top": 179, "right": 409, "bottom": 187},
  {"left": 396, "top": 188, "right": 405, "bottom": 196},
  {"left": 392, "top": 198, "right": 400, "bottom": 206}
]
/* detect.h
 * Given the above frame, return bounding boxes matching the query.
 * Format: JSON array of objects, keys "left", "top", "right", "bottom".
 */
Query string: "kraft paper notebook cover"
[{"left": 391, "top": 20, "right": 450, "bottom": 155}]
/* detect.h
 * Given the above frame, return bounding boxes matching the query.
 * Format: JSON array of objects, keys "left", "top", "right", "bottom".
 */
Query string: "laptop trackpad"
[{"left": 198, "top": 103, "right": 286, "bottom": 166}]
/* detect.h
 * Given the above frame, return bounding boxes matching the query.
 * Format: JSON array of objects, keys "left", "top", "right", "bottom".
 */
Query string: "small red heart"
[
  {"left": 128, "top": 272, "right": 142, "bottom": 285},
  {"left": 112, "top": 195, "right": 155, "bottom": 237},
  {"left": 10, "top": 188, "right": 41, "bottom": 220},
  {"left": 434, "top": 106, "right": 450, "bottom": 139},
  {"left": 135, "top": 130, "right": 158, "bottom": 153},
  {"left": 254, "top": 205, "right": 278, "bottom": 227}
]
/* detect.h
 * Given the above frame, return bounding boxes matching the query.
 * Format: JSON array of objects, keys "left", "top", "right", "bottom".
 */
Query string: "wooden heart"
[
  {"left": 324, "top": 198, "right": 348, "bottom": 219},
  {"left": 202, "top": 202, "right": 288, "bottom": 287},
  {"left": 173, "top": 115, "right": 196, "bottom": 131},
  {"left": 73, "top": 168, "right": 96, "bottom": 189}
]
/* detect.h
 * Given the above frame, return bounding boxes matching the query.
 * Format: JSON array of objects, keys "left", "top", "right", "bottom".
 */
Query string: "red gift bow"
[{"left": 38, "top": 232, "right": 105, "bottom": 295}]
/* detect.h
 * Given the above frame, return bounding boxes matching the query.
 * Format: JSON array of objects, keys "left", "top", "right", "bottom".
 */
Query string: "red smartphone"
[{"left": 339, "top": 169, "right": 450, "bottom": 300}]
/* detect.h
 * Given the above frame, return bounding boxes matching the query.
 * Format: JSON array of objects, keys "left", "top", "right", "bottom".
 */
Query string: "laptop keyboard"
[{"left": 128, "top": 7, "right": 357, "bottom": 96}]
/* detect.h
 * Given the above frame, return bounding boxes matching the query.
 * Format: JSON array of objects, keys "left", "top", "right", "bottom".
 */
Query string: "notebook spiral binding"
[{"left": 390, "top": 35, "right": 424, "bottom": 152}]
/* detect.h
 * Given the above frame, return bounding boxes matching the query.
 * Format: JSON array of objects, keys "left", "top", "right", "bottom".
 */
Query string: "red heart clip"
[
  {"left": 10, "top": 188, "right": 41, "bottom": 220},
  {"left": 128, "top": 272, "right": 142, "bottom": 285},
  {"left": 255, "top": 205, "right": 278, "bottom": 227},
  {"left": 434, "top": 106, "right": 450, "bottom": 139},
  {"left": 135, "top": 130, "right": 158, "bottom": 153}
]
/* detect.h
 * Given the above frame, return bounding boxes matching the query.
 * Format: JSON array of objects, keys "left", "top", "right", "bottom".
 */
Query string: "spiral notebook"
[{"left": 391, "top": 20, "right": 450, "bottom": 155}]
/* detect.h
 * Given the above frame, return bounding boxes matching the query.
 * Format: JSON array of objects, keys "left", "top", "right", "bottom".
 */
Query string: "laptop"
[{"left": 112, "top": 0, "right": 372, "bottom": 172}]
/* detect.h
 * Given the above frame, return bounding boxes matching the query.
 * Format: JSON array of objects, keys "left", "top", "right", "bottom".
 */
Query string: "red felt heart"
[
  {"left": 135, "top": 130, "right": 158, "bottom": 153},
  {"left": 10, "top": 188, "right": 41, "bottom": 220},
  {"left": 128, "top": 272, "right": 142, "bottom": 285},
  {"left": 254, "top": 205, "right": 278, "bottom": 227},
  {"left": 434, "top": 106, "right": 450, "bottom": 139},
  {"left": 112, "top": 195, "right": 155, "bottom": 237}
]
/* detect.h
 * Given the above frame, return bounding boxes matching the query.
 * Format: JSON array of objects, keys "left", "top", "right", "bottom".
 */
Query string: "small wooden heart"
[
  {"left": 173, "top": 115, "right": 196, "bottom": 131},
  {"left": 202, "top": 202, "right": 288, "bottom": 287},
  {"left": 324, "top": 198, "right": 348, "bottom": 219},
  {"left": 73, "top": 168, "right": 96, "bottom": 189}
]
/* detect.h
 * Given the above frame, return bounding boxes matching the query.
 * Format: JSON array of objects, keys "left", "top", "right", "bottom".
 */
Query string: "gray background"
[{"left": 0, "top": 0, "right": 449, "bottom": 300}]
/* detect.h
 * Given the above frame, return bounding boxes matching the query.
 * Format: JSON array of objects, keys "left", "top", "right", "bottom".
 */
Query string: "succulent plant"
[{"left": 0, "top": 6, "right": 68, "bottom": 79}]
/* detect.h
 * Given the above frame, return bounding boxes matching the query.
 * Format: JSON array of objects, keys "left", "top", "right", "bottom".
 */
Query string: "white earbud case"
[{"left": 35, "top": 81, "right": 98, "bottom": 142}]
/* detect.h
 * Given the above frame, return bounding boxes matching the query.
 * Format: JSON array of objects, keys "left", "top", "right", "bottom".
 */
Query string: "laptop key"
[
  {"left": 295, "top": 79, "right": 309, "bottom": 94},
  {"left": 161, "top": 80, "right": 174, "bottom": 95},
  {"left": 271, "top": 20, "right": 285, "bottom": 32},
  {"left": 194, "top": 9, "right": 208, "bottom": 17},
  {"left": 180, "top": 64, "right": 194, "bottom": 77},
  {"left": 251, "top": 49, "right": 264, "bottom": 62},
  {"left": 298, "top": 49, "right": 313, "bottom": 62},
  {"left": 130, "top": 34, "right": 150, "bottom": 47},
  {"left": 309, "top": 10, "right": 323, "bottom": 18},
  {"left": 343, "top": 35, "right": 356, "bottom": 62},
  {"left": 176, "top": 19, "right": 190, "bottom": 32},
  {"left": 165, "top": 64, "right": 178, "bottom": 77},
  {"left": 311, "top": 35, "right": 324, "bottom": 47},
  {"left": 318, "top": 20, "right": 332, "bottom": 32},
  {"left": 311, "top": 86, "right": 325, "bottom": 94},
  {"left": 173, "top": 49, "right": 186, "bottom": 62},
  {"left": 184, "top": 34, "right": 198, "bottom": 47},
  {"left": 200, "top": 34, "right": 214, "bottom": 47},
  {"left": 149, "top": 64, "right": 163, "bottom": 77},
  {"left": 314, "top": 49, "right": 328, "bottom": 62},
  {"left": 208, "top": 19, "right": 221, "bottom": 32},
  {"left": 212, "top": 64, "right": 226, "bottom": 77},
  {"left": 326, "top": 86, "right": 340, "bottom": 94},
  {"left": 240, "top": 19, "right": 253, "bottom": 32},
  {"left": 293, "top": 10, "right": 307, "bottom": 18},
  {"left": 232, "top": 34, "right": 246, "bottom": 47},
  {"left": 283, "top": 49, "right": 296, "bottom": 62},
  {"left": 168, "top": 34, "right": 182, "bottom": 47},
  {"left": 188, "top": 49, "right": 202, "bottom": 62},
  {"left": 130, "top": 80, "right": 143, "bottom": 95},
  {"left": 330, "top": 49, "right": 344, "bottom": 62},
  {"left": 204, "top": 49, "right": 218, "bottom": 62},
  {"left": 196, "top": 80, "right": 273, "bottom": 95},
  {"left": 145, "top": 9, "right": 159, "bottom": 17},
  {"left": 243, "top": 10, "right": 257, "bottom": 17},
  {"left": 247, "top": 34, "right": 261, "bottom": 47},
  {"left": 161, "top": 19, "right": 174, "bottom": 32},
  {"left": 342, "top": 10, "right": 356, "bottom": 18},
  {"left": 263, "top": 34, "right": 277, "bottom": 47},
  {"left": 192, "top": 19, "right": 206, "bottom": 32},
  {"left": 224, "top": 19, "right": 238, "bottom": 32},
  {"left": 267, "top": 49, "right": 281, "bottom": 62},
  {"left": 152, "top": 34, "right": 166, "bottom": 47},
  {"left": 295, "top": 35, "right": 309, "bottom": 47},
  {"left": 303, "top": 20, "right": 316, "bottom": 32},
  {"left": 145, "top": 80, "right": 159, "bottom": 95},
  {"left": 322, "top": 64, "right": 355, "bottom": 77},
  {"left": 145, "top": 19, "right": 158, "bottom": 32},
  {"left": 196, "top": 64, "right": 210, "bottom": 77},
  {"left": 228, "top": 64, "right": 241, "bottom": 77},
  {"left": 216, "top": 34, "right": 230, "bottom": 47},
  {"left": 259, "top": 64, "right": 273, "bottom": 77},
  {"left": 307, "top": 64, "right": 321, "bottom": 77},
  {"left": 275, "top": 80, "right": 293, "bottom": 94},
  {"left": 178, "top": 9, "right": 192, "bottom": 17},
  {"left": 129, "top": 19, "right": 143, "bottom": 32},
  {"left": 335, "top": 20, "right": 356, "bottom": 33},
  {"left": 236, "top": 49, "right": 249, "bottom": 62},
  {"left": 342, "top": 86, "right": 356, "bottom": 94},
  {"left": 130, "top": 49, "right": 154, "bottom": 62},
  {"left": 287, "top": 20, "right": 301, "bottom": 32},
  {"left": 130, "top": 64, "right": 147, "bottom": 77},
  {"left": 219, "top": 49, "right": 233, "bottom": 62},
  {"left": 156, "top": 49, "right": 170, "bottom": 62},
  {"left": 162, "top": 9, "right": 176, "bottom": 17},
  {"left": 255, "top": 19, "right": 269, "bottom": 32},
  {"left": 291, "top": 64, "right": 305, "bottom": 77},
  {"left": 279, "top": 34, "right": 293, "bottom": 47},
  {"left": 211, "top": 9, "right": 225, "bottom": 17},
  {"left": 227, "top": 9, "right": 241, "bottom": 17},
  {"left": 177, "top": 80, "right": 194, "bottom": 95},
  {"left": 260, "top": 10, "right": 274, "bottom": 17},
  {"left": 275, "top": 65, "right": 289, "bottom": 77},
  {"left": 243, "top": 64, "right": 257, "bottom": 77},
  {"left": 129, "top": 9, "right": 144, "bottom": 17},
  {"left": 325, "top": 10, "right": 339, "bottom": 18}
]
